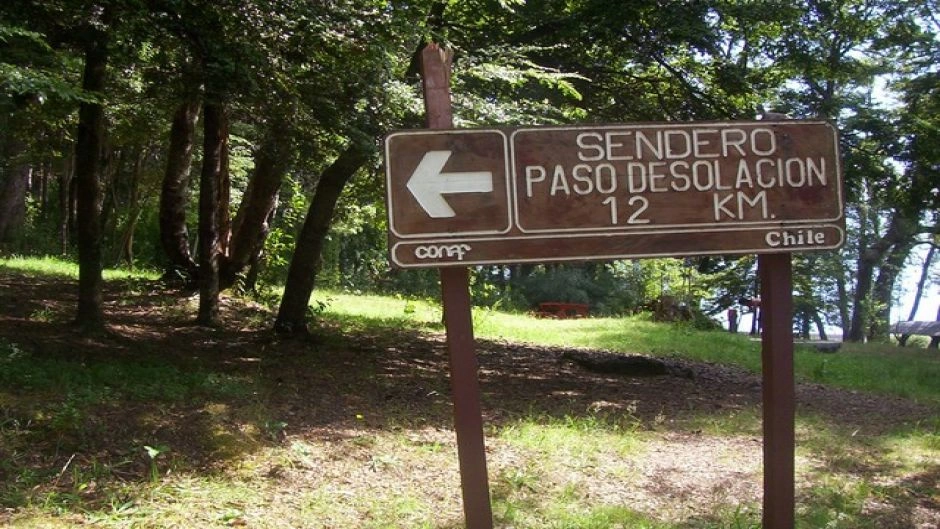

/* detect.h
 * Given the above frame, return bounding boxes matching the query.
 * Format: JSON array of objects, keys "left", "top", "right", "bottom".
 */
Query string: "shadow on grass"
[
  {"left": 792, "top": 415, "right": 940, "bottom": 529},
  {"left": 0, "top": 272, "right": 937, "bottom": 526},
  {"left": 795, "top": 464, "right": 940, "bottom": 529}
]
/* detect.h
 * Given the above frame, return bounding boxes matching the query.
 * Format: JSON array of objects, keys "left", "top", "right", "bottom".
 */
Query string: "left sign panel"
[{"left": 385, "top": 130, "right": 512, "bottom": 239}]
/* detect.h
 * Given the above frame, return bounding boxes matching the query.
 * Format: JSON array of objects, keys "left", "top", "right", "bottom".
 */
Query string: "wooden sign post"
[
  {"left": 759, "top": 253, "right": 795, "bottom": 528},
  {"left": 420, "top": 43, "right": 494, "bottom": 529},
  {"left": 400, "top": 42, "right": 840, "bottom": 529}
]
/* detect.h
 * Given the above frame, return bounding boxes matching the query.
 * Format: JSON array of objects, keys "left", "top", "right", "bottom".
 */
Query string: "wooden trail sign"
[
  {"left": 399, "top": 42, "right": 840, "bottom": 529},
  {"left": 385, "top": 121, "right": 843, "bottom": 268}
]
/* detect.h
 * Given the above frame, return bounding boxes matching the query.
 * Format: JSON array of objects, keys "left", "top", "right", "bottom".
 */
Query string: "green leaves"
[
  {"left": 0, "top": 24, "right": 95, "bottom": 104},
  {"left": 0, "top": 63, "right": 98, "bottom": 103}
]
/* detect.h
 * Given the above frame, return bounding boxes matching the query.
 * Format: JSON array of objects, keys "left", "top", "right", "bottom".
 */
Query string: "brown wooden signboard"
[{"left": 385, "top": 121, "right": 843, "bottom": 268}]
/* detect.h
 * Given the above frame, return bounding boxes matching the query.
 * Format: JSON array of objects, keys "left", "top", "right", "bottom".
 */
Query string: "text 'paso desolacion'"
[{"left": 512, "top": 123, "right": 841, "bottom": 233}]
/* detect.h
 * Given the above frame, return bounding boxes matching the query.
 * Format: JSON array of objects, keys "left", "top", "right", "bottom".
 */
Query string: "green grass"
[
  {"left": 497, "top": 503, "right": 672, "bottom": 529},
  {"left": 0, "top": 262, "right": 936, "bottom": 528},
  {"left": 314, "top": 291, "right": 940, "bottom": 405},
  {"left": 2, "top": 257, "right": 929, "bottom": 405},
  {"left": 796, "top": 342, "right": 940, "bottom": 403},
  {"left": 311, "top": 291, "right": 443, "bottom": 328},
  {"left": 0, "top": 255, "right": 160, "bottom": 281},
  {"left": 0, "top": 340, "right": 253, "bottom": 403},
  {"left": 498, "top": 413, "right": 642, "bottom": 459}
]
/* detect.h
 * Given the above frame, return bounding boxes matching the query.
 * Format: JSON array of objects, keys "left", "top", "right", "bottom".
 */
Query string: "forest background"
[{"left": 1, "top": 0, "right": 938, "bottom": 341}]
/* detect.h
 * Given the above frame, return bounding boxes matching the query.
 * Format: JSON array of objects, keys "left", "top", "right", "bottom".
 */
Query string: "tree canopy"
[{"left": 1, "top": 0, "right": 937, "bottom": 340}]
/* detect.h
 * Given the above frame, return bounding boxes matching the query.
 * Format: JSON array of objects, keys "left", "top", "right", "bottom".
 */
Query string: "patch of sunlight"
[
  {"left": 0, "top": 255, "right": 158, "bottom": 281},
  {"left": 498, "top": 414, "right": 643, "bottom": 463},
  {"left": 676, "top": 405, "right": 762, "bottom": 437},
  {"left": 313, "top": 290, "right": 442, "bottom": 326},
  {"left": 880, "top": 419, "right": 940, "bottom": 474}
]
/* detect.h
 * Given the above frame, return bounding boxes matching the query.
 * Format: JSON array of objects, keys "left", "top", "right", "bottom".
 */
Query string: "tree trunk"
[
  {"left": 197, "top": 101, "right": 228, "bottom": 326},
  {"left": 847, "top": 203, "right": 873, "bottom": 342},
  {"left": 68, "top": 169, "right": 78, "bottom": 247},
  {"left": 243, "top": 246, "right": 263, "bottom": 293},
  {"left": 848, "top": 254, "right": 876, "bottom": 342},
  {"left": 74, "top": 33, "right": 109, "bottom": 332},
  {"left": 0, "top": 99, "right": 30, "bottom": 243},
  {"left": 869, "top": 239, "right": 914, "bottom": 341},
  {"left": 851, "top": 209, "right": 921, "bottom": 342},
  {"left": 931, "top": 306, "right": 940, "bottom": 349},
  {"left": 98, "top": 145, "right": 120, "bottom": 245},
  {"left": 38, "top": 163, "right": 49, "bottom": 214},
  {"left": 274, "top": 144, "right": 368, "bottom": 335},
  {"left": 116, "top": 207, "right": 143, "bottom": 266},
  {"left": 220, "top": 121, "right": 291, "bottom": 287},
  {"left": 217, "top": 129, "right": 231, "bottom": 258},
  {"left": 812, "top": 310, "right": 828, "bottom": 341},
  {"left": 58, "top": 153, "right": 74, "bottom": 254},
  {"left": 113, "top": 147, "right": 143, "bottom": 265},
  {"left": 799, "top": 311, "right": 811, "bottom": 340},
  {"left": 159, "top": 100, "right": 200, "bottom": 277},
  {"left": 908, "top": 244, "right": 937, "bottom": 321},
  {"left": 0, "top": 164, "right": 30, "bottom": 242},
  {"left": 114, "top": 148, "right": 143, "bottom": 265},
  {"left": 833, "top": 254, "right": 850, "bottom": 337}
]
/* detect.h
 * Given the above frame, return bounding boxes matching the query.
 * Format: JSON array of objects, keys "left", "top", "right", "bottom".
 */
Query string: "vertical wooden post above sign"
[{"left": 420, "top": 43, "right": 495, "bottom": 529}]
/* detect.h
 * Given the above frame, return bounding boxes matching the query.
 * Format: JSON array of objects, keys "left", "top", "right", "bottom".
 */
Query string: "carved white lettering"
[
  {"left": 525, "top": 165, "right": 546, "bottom": 197},
  {"left": 550, "top": 165, "right": 571, "bottom": 196},
  {"left": 415, "top": 244, "right": 472, "bottom": 261},
  {"left": 692, "top": 129, "right": 720, "bottom": 158},
  {"left": 765, "top": 229, "right": 826, "bottom": 248},
  {"left": 576, "top": 132, "right": 605, "bottom": 161},
  {"left": 605, "top": 131, "right": 633, "bottom": 160},
  {"left": 750, "top": 128, "right": 776, "bottom": 156},
  {"left": 714, "top": 191, "right": 770, "bottom": 221}
]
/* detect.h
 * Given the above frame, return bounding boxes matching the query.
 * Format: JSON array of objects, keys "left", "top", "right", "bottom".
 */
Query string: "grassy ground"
[
  {"left": 0, "top": 255, "right": 160, "bottom": 281},
  {"left": 0, "top": 259, "right": 937, "bottom": 528},
  {"left": 313, "top": 290, "right": 940, "bottom": 405}
]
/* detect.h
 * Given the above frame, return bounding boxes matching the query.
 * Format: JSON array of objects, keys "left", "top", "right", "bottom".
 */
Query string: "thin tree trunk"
[
  {"left": 115, "top": 148, "right": 143, "bottom": 266},
  {"left": 39, "top": 163, "right": 49, "bottom": 213},
  {"left": 811, "top": 310, "right": 828, "bottom": 341},
  {"left": 117, "top": 208, "right": 143, "bottom": 266},
  {"left": 931, "top": 306, "right": 940, "bottom": 349},
  {"left": 58, "top": 153, "right": 74, "bottom": 254},
  {"left": 0, "top": 100, "right": 30, "bottom": 243},
  {"left": 0, "top": 164, "right": 30, "bottom": 242},
  {"left": 849, "top": 255, "right": 876, "bottom": 342},
  {"left": 159, "top": 100, "right": 200, "bottom": 277},
  {"left": 243, "top": 246, "right": 263, "bottom": 292},
  {"left": 197, "top": 101, "right": 228, "bottom": 326},
  {"left": 799, "top": 311, "right": 811, "bottom": 340},
  {"left": 217, "top": 129, "right": 231, "bottom": 258},
  {"left": 274, "top": 144, "right": 368, "bottom": 334},
  {"left": 220, "top": 122, "right": 291, "bottom": 287},
  {"left": 907, "top": 244, "right": 936, "bottom": 321},
  {"left": 74, "top": 32, "right": 109, "bottom": 332},
  {"left": 869, "top": 240, "right": 914, "bottom": 341},
  {"left": 99, "top": 146, "right": 120, "bottom": 243},
  {"left": 848, "top": 204, "right": 873, "bottom": 342},
  {"left": 833, "top": 255, "right": 850, "bottom": 337},
  {"left": 69, "top": 171, "right": 78, "bottom": 245}
]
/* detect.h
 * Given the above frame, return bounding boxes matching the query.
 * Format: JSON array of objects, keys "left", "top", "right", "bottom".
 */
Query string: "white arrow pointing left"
[{"left": 406, "top": 150, "right": 494, "bottom": 218}]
